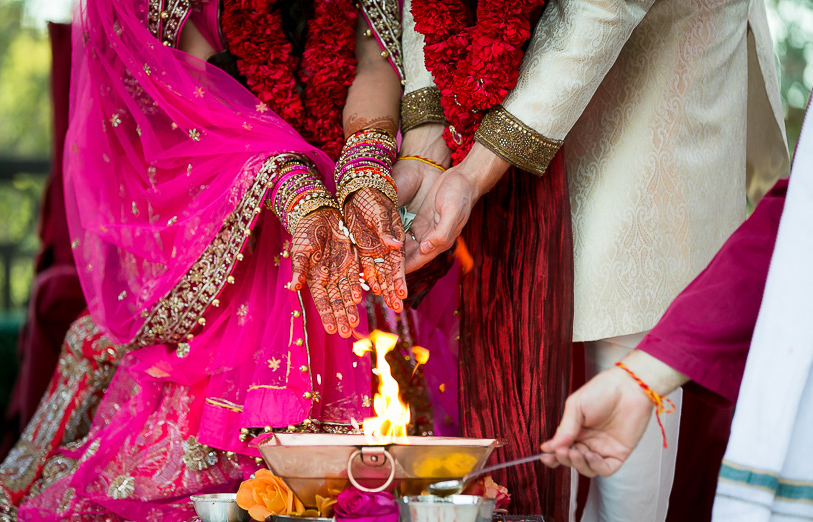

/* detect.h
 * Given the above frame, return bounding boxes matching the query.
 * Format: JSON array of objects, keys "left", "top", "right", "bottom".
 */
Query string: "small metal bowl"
[
  {"left": 190, "top": 493, "right": 251, "bottom": 522},
  {"left": 397, "top": 495, "right": 496, "bottom": 522}
]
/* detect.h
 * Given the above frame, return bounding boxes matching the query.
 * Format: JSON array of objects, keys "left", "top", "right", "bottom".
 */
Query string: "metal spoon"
[{"left": 428, "top": 452, "right": 553, "bottom": 497}]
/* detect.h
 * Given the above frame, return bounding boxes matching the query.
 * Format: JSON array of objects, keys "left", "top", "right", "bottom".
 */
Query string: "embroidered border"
[
  {"left": 130, "top": 157, "right": 277, "bottom": 348},
  {"left": 474, "top": 104, "right": 562, "bottom": 177},
  {"left": 147, "top": 0, "right": 164, "bottom": 39},
  {"left": 400, "top": 87, "right": 446, "bottom": 134},
  {"left": 359, "top": 0, "right": 403, "bottom": 80},
  {"left": 162, "top": 0, "right": 193, "bottom": 48}
]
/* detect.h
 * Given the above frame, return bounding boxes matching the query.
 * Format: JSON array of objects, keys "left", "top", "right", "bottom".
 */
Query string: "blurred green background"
[{"left": 0, "top": 0, "right": 810, "bottom": 407}]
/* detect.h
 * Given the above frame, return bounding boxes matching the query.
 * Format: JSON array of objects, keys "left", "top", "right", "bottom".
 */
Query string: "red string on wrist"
[{"left": 615, "top": 361, "right": 676, "bottom": 448}]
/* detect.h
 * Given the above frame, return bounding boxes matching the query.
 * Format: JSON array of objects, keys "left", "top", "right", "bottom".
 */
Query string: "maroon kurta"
[{"left": 636, "top": 179, "right": 787, "bottom": 522}]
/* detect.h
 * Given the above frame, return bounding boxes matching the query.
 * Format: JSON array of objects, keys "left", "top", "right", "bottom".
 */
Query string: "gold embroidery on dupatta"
[
  {"left": 131, "top": 157, "right": 278, "bottom": 348},
  {"left": 358, "top": 0, "right": 403, "bottom": 79},
  {"left": 181, "top": 436, "right": 219, "bottom": 471}
]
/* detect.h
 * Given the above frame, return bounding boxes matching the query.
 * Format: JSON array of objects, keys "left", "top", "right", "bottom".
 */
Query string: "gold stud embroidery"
[
  {"left": 474, "top": 105, "right": 562, "bottom": 176},
  {"left": 400, "top": 87, "right": 446, "bottom": 134}
]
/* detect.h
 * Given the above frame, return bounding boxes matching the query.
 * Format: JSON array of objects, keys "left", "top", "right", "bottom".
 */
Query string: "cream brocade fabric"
[
  {"left": 399, "top": 0, "right": 789, "bottom": 342},
  {"left": 502, "top": 0, "right": 789, "bottom": 341},
  {"left": 401, "top": 0, "right": 436, "bottom": 95}
]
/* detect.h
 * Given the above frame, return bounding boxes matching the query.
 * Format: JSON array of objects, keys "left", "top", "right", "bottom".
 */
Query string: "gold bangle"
[
  {"left": 337, "top": 176, "right": 398, "bottom": 209},
  {"left": 287, "top": 196, "right": 339, "bottom": 235},
  {"left": 397, "top": 155, "right": 447, "bottom": 172}
]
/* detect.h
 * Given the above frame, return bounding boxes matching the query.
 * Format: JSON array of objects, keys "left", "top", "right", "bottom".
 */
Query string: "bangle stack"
[
  {"left": 335, "top": 128, "right": 398, "bottom": 208},
  {"left": 263, "top": 154, "right": 338, "bottom": 235}
]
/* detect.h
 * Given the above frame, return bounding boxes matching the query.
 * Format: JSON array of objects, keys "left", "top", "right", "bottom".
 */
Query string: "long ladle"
[{"left": 428, "top": 452, "right": 554, "bottom": 497}]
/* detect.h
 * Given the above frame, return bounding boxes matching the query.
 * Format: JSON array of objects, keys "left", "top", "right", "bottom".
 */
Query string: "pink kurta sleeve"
[{"left": 636, "top": 179, "right": 788, "bottom": 406}]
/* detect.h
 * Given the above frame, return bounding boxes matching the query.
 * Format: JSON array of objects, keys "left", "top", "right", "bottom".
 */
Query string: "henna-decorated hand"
[
  {"left": 343, "top": 187, "right": 407, "bottom": 312},
  {"left": 289, "top": 207, "right": 364, "bottom": 338}
]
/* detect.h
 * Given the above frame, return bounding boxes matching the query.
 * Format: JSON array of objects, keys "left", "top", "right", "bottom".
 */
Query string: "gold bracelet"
[
  {"left": 397, "top": 155, "right": 447, "bottom": 172},
  {"left": 337, "top": 175, "right": 398, "bottom": 209},
  {"left": 287, "top": 196, "right": 339, "bottom": 235}
]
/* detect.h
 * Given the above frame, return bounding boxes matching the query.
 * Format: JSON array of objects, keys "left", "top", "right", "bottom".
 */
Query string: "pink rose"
[
  {"left": 464, "top": 476, "right": 511, "bottom": 510},
  {"left": 334, "top": 489, "right": 399, "bottom": 522}
]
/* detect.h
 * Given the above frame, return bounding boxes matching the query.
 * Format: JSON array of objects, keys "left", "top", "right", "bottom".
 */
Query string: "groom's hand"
[
  {"left": 405, "top": 142, "right": 510, "bottom": 272},
  {"left": 394, "top": 124, "right": 450, "bottom": 210}
]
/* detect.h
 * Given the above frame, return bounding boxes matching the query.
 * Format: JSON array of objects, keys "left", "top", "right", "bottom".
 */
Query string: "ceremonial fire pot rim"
[{"left": 253, "top": 433, "right": 504, "bottom": 508}]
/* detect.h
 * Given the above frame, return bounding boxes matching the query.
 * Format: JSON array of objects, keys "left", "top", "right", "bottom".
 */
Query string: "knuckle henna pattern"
[
  {"left": 343, "top": 188, "right": 407, "bottom": 309},
  {"left": 291, "top": 208, "right": 358, "bottom": 332}
]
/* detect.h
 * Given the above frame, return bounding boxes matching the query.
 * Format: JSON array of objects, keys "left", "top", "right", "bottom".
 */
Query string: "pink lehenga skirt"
[{"left": 1, "top": 211, "right": 373, "bottom": 522}]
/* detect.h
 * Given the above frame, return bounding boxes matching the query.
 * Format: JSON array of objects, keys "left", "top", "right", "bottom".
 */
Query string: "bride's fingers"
[
  {"left": 328, "top": 284, "right": 351, "bottom": 338},
  {"left": 360, "top": 256, "right": 381, "bottom": 295},
  {"left": 289, "top": 251, "right": 310, "bottom": 292},
  {"left": 347, "top": 258, "right": 364, "bottom": 305},
  {"left": 309, "top": 282, "right": 337, "bottom": 335},
  {"left": 389, "top": 249, "right": 408, "bottom": 300},
  {"left": 381, "top": 259, "right": 403, "bottom": 312},
  {"left": 338, "top": 277, "right": 360, "bottom": 328}
]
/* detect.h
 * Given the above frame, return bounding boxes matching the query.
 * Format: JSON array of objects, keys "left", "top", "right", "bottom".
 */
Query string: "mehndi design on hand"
[
  {"left": 289, "top": 208, "right": 363, "bottom": 338},
  {"left": 343, "top": 187, "right": 407, "bottom": 312}
]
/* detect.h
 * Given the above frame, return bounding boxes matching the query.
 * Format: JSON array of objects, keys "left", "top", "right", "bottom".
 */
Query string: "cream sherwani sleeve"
[
  {"left": 475, "top": 0, "right": 656, "bottom": 174},
  {"left": 399, "top": 0, "right": 447, "bottom": 133}
]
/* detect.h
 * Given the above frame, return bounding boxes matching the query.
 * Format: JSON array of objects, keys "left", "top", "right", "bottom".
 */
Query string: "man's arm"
[
  {"left": 475, "top": 0, "right": 656, "bottom": 175},
  {"left": 540, "top": 179, "right": 788, "bottom": 477}
]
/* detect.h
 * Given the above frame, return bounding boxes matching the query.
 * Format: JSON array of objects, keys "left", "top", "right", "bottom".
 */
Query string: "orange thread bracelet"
[
  {"left": 397, "top": 155, "right": 447, "bottom": 172},
  {"left": 615, "top": 361, "right": 676, "bottom": 448}
]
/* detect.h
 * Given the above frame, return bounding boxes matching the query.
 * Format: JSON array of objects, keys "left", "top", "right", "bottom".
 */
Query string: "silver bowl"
[
  {"left": 397, "top": 495, "right": 496, "bottom": 522},
  {"left": 190, "top": 493, "right": 251, "bottom": 522}
]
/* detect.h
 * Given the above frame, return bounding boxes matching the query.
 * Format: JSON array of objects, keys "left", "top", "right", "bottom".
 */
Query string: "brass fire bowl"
[{"left": 254, "top": 433, "right": 502, "bottom": 508}]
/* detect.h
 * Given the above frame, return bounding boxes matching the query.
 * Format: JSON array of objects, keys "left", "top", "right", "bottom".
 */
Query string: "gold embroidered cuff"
[
  {"left": 401, "top": 87, "right": 446, "bottom": 134},
  {"left": 474, "top": 105, "right": 562, "bottom": 177}
]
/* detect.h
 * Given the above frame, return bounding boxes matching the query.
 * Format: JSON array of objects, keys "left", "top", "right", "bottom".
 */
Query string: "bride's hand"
[
  {"left": 288, "top": 207, "right": 363, "bottom": 338},
  {"left": 342, "top": 187, "right": 407, "bottom": 312}
]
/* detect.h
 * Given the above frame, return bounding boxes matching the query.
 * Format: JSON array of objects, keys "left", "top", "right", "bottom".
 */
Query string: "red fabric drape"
[
  {"left": 1, "top": 22, "right": 85, "bottom": 460},
  {"left": 459, "top": 153, "right": 573, "bottom": 519}
]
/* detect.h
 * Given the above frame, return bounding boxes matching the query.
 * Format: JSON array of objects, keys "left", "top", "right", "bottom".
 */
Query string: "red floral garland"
[
  {"left": 411, "top": 0, "right": 543, "bottom": 164},
  {"left": 220, "top": 0, "right": 357, "bottom": 159}
]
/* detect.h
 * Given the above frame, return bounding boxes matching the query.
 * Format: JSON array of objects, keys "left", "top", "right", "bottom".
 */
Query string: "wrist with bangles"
[
  {"left": 262, "top": 154, "right": 339, "bottom": 235},
  {"left": 335, "top": 128, "right": 399, "bottom": 208}
]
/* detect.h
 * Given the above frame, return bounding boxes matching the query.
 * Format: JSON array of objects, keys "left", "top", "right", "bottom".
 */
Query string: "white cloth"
[
  {"left": 502, "top": 0, "right": 789, "bottom": 342},
  {"left": 712, "top": 106, "right": 813, "bottom": 521},
  {"left": 581, "top": 332, "right": 683, "bottom": 522}
]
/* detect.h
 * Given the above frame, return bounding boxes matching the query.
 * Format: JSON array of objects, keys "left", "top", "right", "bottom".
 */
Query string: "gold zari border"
[
  {"left": 359, "top": 0, "right": 403, "bottom": 79},
  {"left": 130, "top": 157, "right": 278, "bottom": 348},
  {"left": 474, "top": 105, "right": 562, "bottom": 177},
  {"left": 401, "top": 87, "right": 446, "bottom": 134}
]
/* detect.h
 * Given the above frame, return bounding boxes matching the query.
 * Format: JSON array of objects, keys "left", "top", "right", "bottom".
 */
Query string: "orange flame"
[
  {"left": 410, "top": 346, "right": 430, "bottom": 378},
  {"left": 353, "top": 338, "right": 373, "bottom": 357},
  {"left": 362, "top": 330, "right": 411, "bottom": 444}
]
